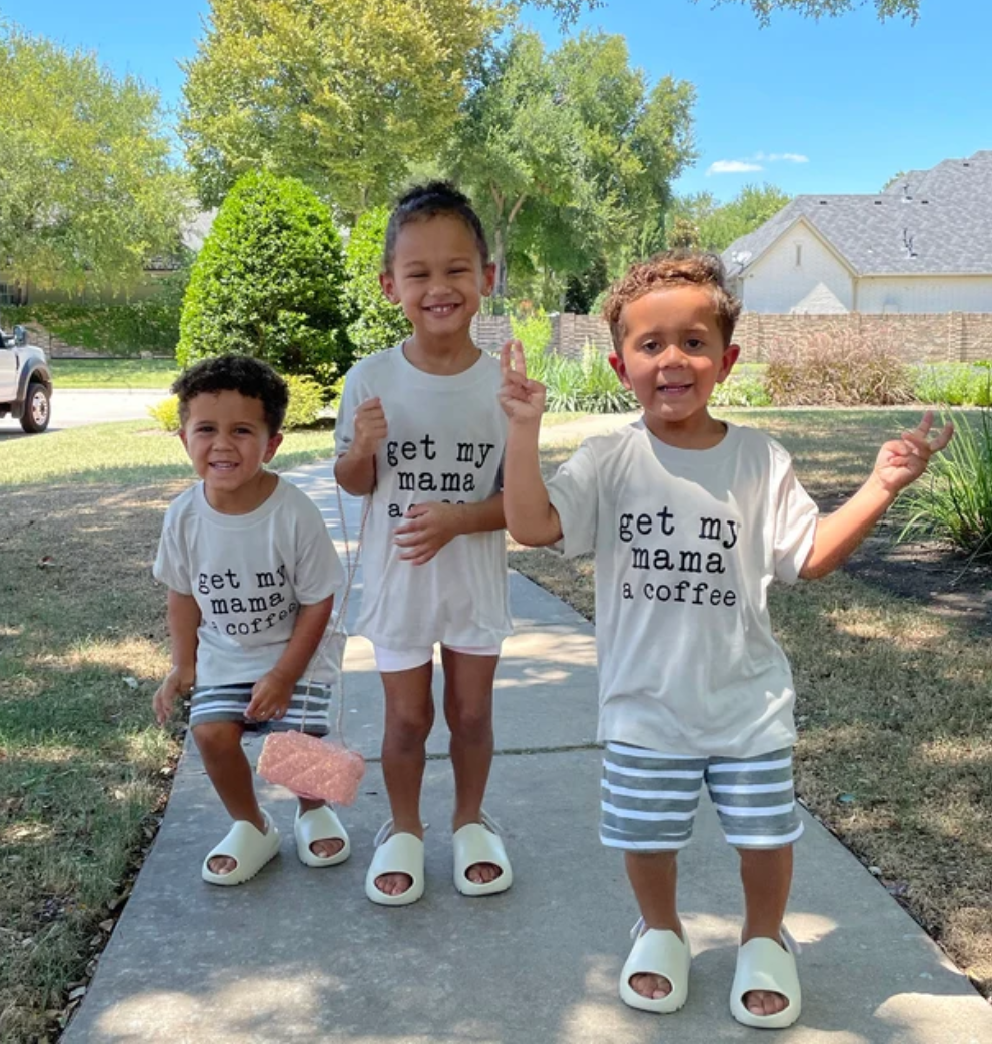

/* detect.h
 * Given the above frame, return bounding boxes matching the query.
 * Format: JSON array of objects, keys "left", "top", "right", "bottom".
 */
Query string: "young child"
[
  {"left": 153, "top": 354, "right": 350, "bottom": 886},
  {"left": 499, "top": 252, "right": 952, "bottom": 1028},
  {"left": 334, "top": 182, "right": 513, "bottom": 906}
]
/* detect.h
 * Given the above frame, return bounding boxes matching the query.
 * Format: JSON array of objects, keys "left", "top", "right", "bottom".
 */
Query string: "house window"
[
  {"left": 0, "top": 283, "right": 15, "bottom": 306},
  {"left": 795, "top": 244, "right": 802, "bottom": 267}
]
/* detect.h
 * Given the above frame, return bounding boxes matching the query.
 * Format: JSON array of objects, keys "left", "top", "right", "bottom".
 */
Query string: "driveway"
[{"left": 0, "top": 388, "right": 166, "bottom": 439}]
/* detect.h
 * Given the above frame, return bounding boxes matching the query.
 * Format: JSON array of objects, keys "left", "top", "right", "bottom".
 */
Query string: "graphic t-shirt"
[
  {"left": 335, "top": 345, "right": 511, "bottom": 648},
  {"left": 547, "top": 420, "right": 819, "bottom": 758},
  {"left": 153, "top": 476, "right": 345, "bottom": 686}
]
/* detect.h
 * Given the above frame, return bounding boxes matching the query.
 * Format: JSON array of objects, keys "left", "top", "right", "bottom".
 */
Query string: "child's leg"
[
  {"left": 440, "top": 646, "right": 499, "bottom": 885},
  {"left": 624, "top": 851, "right": 683, "bottom": 1000},
  {"left": 738, "top": 844, "right": 794, "bottom": 1017},
  {"left": 193, "top": 720, "right": 264, "bottom": 875},
  {"left": 376, "top": 659, "right": 435, "bottom": 896}
]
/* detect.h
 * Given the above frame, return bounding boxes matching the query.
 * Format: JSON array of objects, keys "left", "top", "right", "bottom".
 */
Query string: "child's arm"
[
  {"left": 153, "top": 589, "right": 201, "bottom": 725},
  {"left": 800, "top": 411, "right": 953, "bottom": 580},
  {"left": 244, "top": 596, "right": 335, "bottom": 722},
  {"left": 334, "top": 397, "right": 387, "bottom": 496},
  {"left": 498, "top": 341, "right": 564, "bottom": 547}
]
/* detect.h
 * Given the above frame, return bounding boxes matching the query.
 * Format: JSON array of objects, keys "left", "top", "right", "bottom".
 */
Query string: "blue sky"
[{"left": 5, "top": 0, "right": 990, "bottom": 203}]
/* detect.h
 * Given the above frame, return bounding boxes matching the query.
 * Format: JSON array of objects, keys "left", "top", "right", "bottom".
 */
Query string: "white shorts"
[{"left": 373, "top": 642, "right": 502, "bottom": 673}]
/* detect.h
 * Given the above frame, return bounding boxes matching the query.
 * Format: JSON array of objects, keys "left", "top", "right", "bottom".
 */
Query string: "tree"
[
  {"left": 446, "top": 30, "right": 695, "bottom": 305},
  {"left": 344, "top": 206, "right": 411, "bottom": 358},
  {"left": 702, "top": 0, "right": 920, "bottom": 23},
  {"left": 665, "top": 183, "right": 790, "bottom": 253},
  {"left": 178, "top": 170, "right": 351, "bottom": 382},
  {"left": 0, "top": 23, "right": 188, "bottom": 294}
]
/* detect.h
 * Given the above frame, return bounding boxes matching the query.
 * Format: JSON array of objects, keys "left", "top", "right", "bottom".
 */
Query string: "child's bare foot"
[
  {"left": 741, "top": 933, "right": 791, "bottom": 1017},
  {"left": 373, "top": 824, "right": 424, "bottom": 897}
]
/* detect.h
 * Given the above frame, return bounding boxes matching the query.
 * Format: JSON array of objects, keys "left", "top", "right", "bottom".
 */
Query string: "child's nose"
[{"left": 657, "top": 343, "right": 687, "bottom": 366}]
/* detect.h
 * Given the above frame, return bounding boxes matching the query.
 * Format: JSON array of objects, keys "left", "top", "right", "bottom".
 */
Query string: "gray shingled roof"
[{"left": 723, "top": 150, "right": 992, "bottom": 277}]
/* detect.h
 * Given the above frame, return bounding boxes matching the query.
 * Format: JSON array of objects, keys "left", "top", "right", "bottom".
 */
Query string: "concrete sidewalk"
[{"left": 65, "top": 462, "right": 992, "bottom": 1043}]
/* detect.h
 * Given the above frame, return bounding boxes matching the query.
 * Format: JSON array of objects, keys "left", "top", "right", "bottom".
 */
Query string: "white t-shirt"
[
  {"left": 335, "top": 345, "right": 511, "bottom": 648},
  {"left": 153, "top": 476, "right": 346, "bottom": 687},
  {"left": 547, "top": 420, "right": 819, "bottom": 758}
]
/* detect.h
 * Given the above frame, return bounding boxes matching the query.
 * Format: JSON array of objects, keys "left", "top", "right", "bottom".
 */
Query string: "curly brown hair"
[
  {"left": 602, "top": 251, "right": 741, "bottom": 350},
  {"left": 172, "top": 354, "right": 288, "bottom": 435}
]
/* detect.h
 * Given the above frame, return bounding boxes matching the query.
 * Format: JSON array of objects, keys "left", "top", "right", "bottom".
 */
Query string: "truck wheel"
[{"left": 20, "top": 381, "right": 51, "bottom": 433}]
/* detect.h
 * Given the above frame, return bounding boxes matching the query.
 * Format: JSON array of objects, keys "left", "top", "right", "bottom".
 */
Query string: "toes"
[
  {"left": 310, "top": 838, "right": 344, "bottom": 858},
  {"left": 466, "top": 862, "right": 502, "bottom": 885},
  {"left": 208, "top": 856, "right": 236, "bottom": 875},
  {"left": 630, "top": 973, "right": 672, "bottom": 1000},
  {"left": 745, "top": 990, "right": 788, "bottom": 1016},
  {"left": 375, "top": 872, "right": 412, "bottom": 897}
]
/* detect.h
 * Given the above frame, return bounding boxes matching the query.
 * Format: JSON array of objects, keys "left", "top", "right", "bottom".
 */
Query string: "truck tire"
[{"left": 20, "top": 381, "right": 50, "bottom": 433}]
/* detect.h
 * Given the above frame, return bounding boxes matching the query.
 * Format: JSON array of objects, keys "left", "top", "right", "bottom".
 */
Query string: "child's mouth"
[
  {"left": 658, "top": 384, "right": 692, "bottom": 395},
  {"left": 425, "top": 303, "right": 458, "bottom": 316}
]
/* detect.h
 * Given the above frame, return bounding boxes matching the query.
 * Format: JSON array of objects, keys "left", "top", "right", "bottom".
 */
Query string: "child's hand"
[
  {"left": 245, "top": 671, "right": 295, "bottom": 723},
  {"left": 153, "top": 666, "right": 194, "bottom": 726},
  {"left": 352, "top": 397, "right": 388, "bottom": 456},
  {"left": 394, "top": 501, "right": 462, "bottom": 565},
  {"left": 872, "top": 411, "right": 954, "bottom": 494},
  {"left": 499, "top": 340, "right": 546, "bottom": 425}
]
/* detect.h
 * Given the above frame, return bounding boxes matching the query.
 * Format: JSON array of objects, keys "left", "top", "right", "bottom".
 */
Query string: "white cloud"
[
  {"left": 707, "top": 160, "right": 764, "bottom": 175},
  {"left": 757, "top": 151, "right": 809, "bottom": 163}
]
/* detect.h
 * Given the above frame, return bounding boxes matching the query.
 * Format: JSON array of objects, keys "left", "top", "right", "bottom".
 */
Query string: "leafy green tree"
[
  {"left": 0, "top": 23, "right": 188, "bottom": 293},
  {"left": 702, "top": 0, "right": 920, "bottom": 22},
  {"left": 447, "top": 29, "right": 695, "bottom": 304},
  {"left": 178, "top": 170, "right": 350, "bottom": 383},
  {"left": 344, "top": 207, "right": 411, "bottom": 357},
  {"left": 664, "top": 184, "right": 790, "bottom": 253}
]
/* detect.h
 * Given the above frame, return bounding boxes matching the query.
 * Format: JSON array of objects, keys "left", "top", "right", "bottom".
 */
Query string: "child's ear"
[
  {"left": 717, "top": 343, "right": 741, "bottom": 383},
  {"left": 609, "top": 350, "right": 632, "bottom": 390},
  {"left": 263, "top": 432, "right": 284, "bottom": 463},
  {"left": 379, "top": 271, "right": 400, "bottom": 305},
  {"left": 481, "top": 262, "right": 496, "bottom": 298}
]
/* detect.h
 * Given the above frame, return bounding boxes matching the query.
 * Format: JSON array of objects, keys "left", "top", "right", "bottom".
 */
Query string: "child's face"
[
  {"left": 179, "top": 390, "right": 282, "bottom": 503},
  {"left": 380, "top": 215, "right": 494, "bottom": 343},
  {"left": 610, "top": 286, "right": 739, "bottom": 439}
]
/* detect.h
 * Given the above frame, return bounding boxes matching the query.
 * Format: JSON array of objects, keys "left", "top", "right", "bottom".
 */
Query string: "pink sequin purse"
[{"left": 258, "top": 488, "right": 368, "bottom": 806}]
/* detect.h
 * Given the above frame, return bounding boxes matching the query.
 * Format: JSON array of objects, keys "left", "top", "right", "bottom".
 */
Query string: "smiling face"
[
  {"left": 379, "top": 214, "right": 494, "bottom": 347},
  {"left": 179, "top": 390, "right": 282, "bottom": 512},
  {"left": 610, "top": 285, "right": 740, "bottom": 447}
]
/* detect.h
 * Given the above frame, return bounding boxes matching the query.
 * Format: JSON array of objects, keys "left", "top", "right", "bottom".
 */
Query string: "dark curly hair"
[
  {"left": 382, "top": 181, "right": 489, "bottom": 272},
  {"left": 172, "top": 355, "right": 289, "bottom": 434},
  {"left": 603, "top": 251, "right": 742, "bottom": 351}
]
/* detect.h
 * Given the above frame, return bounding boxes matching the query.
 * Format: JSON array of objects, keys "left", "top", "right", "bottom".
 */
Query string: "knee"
[
  {"left": 385, "top": 706, "right": 434, "bottom": 750},
  {"left": 193, "top": 721, "right": 243, "bottom": 760},
  {"left": 444, "top": 702, "right": 492, "bottom": 743}
]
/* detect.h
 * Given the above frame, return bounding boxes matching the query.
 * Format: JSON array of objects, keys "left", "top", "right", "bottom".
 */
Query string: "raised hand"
[
  {"left": 499, "top": 339, "right": 547, "bottom": 425},
  {"left": 393, "top": 501, "right": 462, "bottom": 565},
  {"left": 872, "top": 411, "right": 954, "bottom": 494},
  {"left": 352, "top": 397, "right": 388, "bottom": 456}
]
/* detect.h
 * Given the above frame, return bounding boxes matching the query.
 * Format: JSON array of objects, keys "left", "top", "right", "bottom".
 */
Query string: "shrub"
[
  {"left": 511, "top": 311, "right": 553, "bottom": 358},
  {"left": 178, "top": 170, "right": 351, "bottom": 383},
  {"left": 148, "top": 374, "right": 325, "bottom": 433},
  {"left": 912, "top": 363, "right": 992, "bottom": 407},
  {"left": 344, "top": 206, "right": 410, "bottom": 358},
  {"left": 531, "top": 345, "right": 635, "bottom": 414},
  {"left": 711, "top": 375, "right": 772, "bottom": 408},
  {"left": 148, "top": 395, "right": 180, "bottom": 432},
  {"left": 283, "top": 374, "right": 325, "bottom": 428},
  {"left": 900, "top": 408, "right": 992, "bottom": 560},
  {"left": 765, "top": 328, "right": 914, "bottom": 406}
]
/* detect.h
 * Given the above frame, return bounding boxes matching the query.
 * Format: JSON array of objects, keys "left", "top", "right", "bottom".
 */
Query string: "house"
[{"left": 722, "top": 150, "right": 992, "bottom": 314}]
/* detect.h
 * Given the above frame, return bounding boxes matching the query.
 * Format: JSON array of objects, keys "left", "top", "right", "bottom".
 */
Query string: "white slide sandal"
[
  {"left": 201, "top": 808, "right": 281, "bottom": 886},
  {"left": 294, "top": 805, "right": 351, "bottom": 867}
]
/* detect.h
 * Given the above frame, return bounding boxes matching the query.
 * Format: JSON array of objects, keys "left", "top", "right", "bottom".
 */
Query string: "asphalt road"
[{"left": 0, "top": 388, "right": 166, "bottom": 440}]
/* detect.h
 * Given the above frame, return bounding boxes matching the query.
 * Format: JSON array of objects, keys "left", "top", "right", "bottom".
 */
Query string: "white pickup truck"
[{"left": 0, "top": 325, "right": 52, "bottom": 433}]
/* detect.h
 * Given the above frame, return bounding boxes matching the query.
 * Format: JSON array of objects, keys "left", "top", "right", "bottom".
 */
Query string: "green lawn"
[
  {"left": 0, "top": 423, "right": 333, "bottom": 1040},
  {"left": 50, "top": 358, "right": 178, "bottom": 389}
]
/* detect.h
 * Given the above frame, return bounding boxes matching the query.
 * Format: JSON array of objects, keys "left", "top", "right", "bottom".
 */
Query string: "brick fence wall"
[{"left": 471, "top": 312, "right": 992, "bottom": 364}]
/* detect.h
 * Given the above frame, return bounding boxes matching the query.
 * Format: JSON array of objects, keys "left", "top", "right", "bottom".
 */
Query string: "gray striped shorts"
[
  {"left": 189, "top": 682, "right": 332, "bottom": 736},
  {"left": 601, "top": 742, "right": 804, "bottom": 851}
]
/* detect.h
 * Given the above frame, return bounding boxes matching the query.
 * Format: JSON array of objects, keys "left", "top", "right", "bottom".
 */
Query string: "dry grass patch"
[{"left": 510, "top": 410, "right": 992, "bottom": 997}]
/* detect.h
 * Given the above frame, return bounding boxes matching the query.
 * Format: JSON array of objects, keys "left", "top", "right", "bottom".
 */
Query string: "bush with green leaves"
[
  {"left": 511, "top": 310, "right": 553, "bottom": 358},
  {"left": 178, "top": 170, "right": 351, "bottom": 383},
  {"left": 525, "top": 343, "right": 635, "bottom": 414},
  {"left": 344, "top": 206, "right": 410, "bottom": 358},
  {"left": 912, "top": 363, "right": 992, "bottom": 407},
  {"left": 148, "top": 373, "right": 326, "bottom": 433},
  {"left": 765, "top": 329, "right": 915, "bottom": 406},
  {"left": 711, "top": 375, "right": 772, "bottom": 408},
  {"left": 900, "top": 408, "right": 992, "bottom": 560}
]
